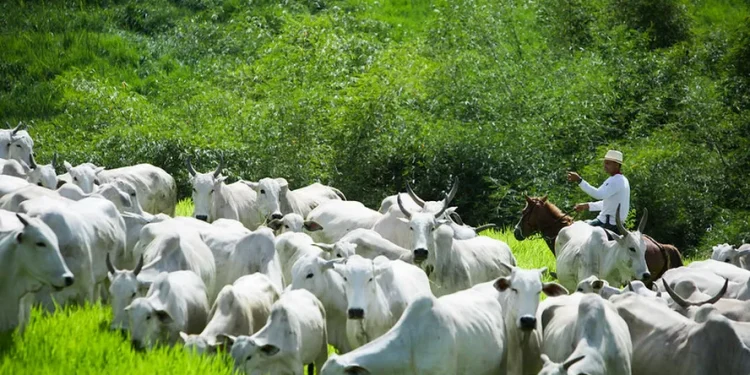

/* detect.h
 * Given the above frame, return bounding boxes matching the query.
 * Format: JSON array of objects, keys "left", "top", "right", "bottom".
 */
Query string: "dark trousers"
[{"left": 587, "top": 216, "right": 619, "bottom": 233}]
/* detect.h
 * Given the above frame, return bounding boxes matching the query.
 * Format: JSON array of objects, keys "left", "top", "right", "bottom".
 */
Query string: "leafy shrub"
[{"left": 608, "top": 0, "right": 691, "bottom": 49}]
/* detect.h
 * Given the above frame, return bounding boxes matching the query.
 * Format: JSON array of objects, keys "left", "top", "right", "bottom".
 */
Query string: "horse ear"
[
  {"left": 524, "top": 194, "right": 532, "bottom": 202},
  {"left": 541, "top": 195, "right": 548, "bottom": 203}
]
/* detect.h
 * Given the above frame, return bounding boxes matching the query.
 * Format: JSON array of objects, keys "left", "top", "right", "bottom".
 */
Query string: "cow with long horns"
[
  {"left": 186, "top": 155, "right": 263, "bottom": 230},
  {"left": 1, "top": 122, "right": 34, "bottom": 165}
]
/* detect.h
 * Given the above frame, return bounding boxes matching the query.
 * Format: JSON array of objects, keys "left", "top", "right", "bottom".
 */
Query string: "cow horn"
[
  {"left": 662, "top": 278, "right": 728, "bottom": 308},
  {"left": 106, "top": 252, "right": 118, "bottom": 274},
  {"left": 11, "top": 121, "right": 26, "bottom": 136},
  {"left": 405, "top": 181, "right": 426, "bottom": 208},
  {"left": 445, "top": 176, "right": 459, "bottom": 205},
  {"left": 28, "top": 153, "right": 37, "bottom": 169},
  {"left": 51, "top": 152, "right": 58, "bottom": 168},
  {"left": 433, "top": 193, "right": 450, "bottom": 219},
  {"left": 474, "top": 223, "right": 498, "bottom": 233},
  {"left": 396, "top": 193, "right": 412, "bottom": 219},
  {"left": 185, "top": 156, "right": 197, "bottom": 177},
  {"left": 615, "top": 204, "right": 628, "bottom": 235},
  {"left": 563, "top": 355, "right": 585, "bottom": 370},
  {"left": 627, "top": 281, "right": 635, "bottom": 292},
  {"left": 133, "top": 254, "right": 144, "bottom": 276},
  {"left": 637, "top": 208, "right": 649, "bottom": 233},
  {"left": 213, "top": 153, "right": 224, "bottom": 178}
]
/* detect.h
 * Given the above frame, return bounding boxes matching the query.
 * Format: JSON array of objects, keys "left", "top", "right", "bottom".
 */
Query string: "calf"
[
  {"left": 126, "top": 270, "right": 210, "bottom": 350},
  {"left": 227, "top": 289, "right": 328, "bottom": 375},
  {"left": 181, "top": 273, "right": 280, "bottom": 354}
]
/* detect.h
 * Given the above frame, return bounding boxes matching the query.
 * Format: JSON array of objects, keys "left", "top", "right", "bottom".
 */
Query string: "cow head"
[
  {"left": 125, "top": 296, "right": 173, "bottom": 350},
  {"left": 312, "top": 241, "right": 357, "bottom": 259},
  {"left": 291, "top": 255, "right": 346, "bottom": 313},
  {"left": 107, "top": 254, "right": 153, "bottom": 331},
  {"left": 266, "top": 213, "right": 323, "bottom": 235},
  {"left": 7, "top": 122, "right": 33, "bottom": 165},
  {"left": 93, "top": 182, "right": 134, "bottom": 213},
  {"left": 397, "top": 193, "right": 451, "bottom": 264},
  {"left": 711, "top": 243, "right": 750, "bottom": 268},
  {"left": 186, "top": 155, "right": 225, "bottom": 222},
  {"left": 229, "top": 335, "right": 280, "bottom": 375},
  {"left": 494, "top": 264, "right": 568, "bottom": 331},
  {"left": 613, "top": 205, "right": 651, "bottom": 283},
  {"left": 538, "top": 354, "right": 586, "bottom": 375},
  {"left": 63, "top": 161, "right": 103, "bottom": 193},
  {"left": 244, "top": 177, "right": 289, "bottom": 221},
  {"left": 575, "top": 275, "right": 609, "bottom": 294},
  {"left": 332, "top": 255, "right": 390, "bottom": 320},
  {"left": 180, "top": 332, "right": 228, "bottom": 355},
  {"left": 13, "top": 212, "right": 74, "bottom": 293},
  {"left": 26, "top": 153, "right": 57, "bottom": 189}
]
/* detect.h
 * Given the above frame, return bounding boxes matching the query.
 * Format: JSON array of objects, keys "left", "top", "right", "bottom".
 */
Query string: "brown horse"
[{"left": 513, "top": 195, "right": 683, "bottom": 285}]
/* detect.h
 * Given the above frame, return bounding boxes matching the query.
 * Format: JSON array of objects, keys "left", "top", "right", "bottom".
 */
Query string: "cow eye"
[
  {"left": 36, "top": 242, "right": 46, "bottom": 247},
  {"left": 726, "top": 259, "right": 732, "bottom": 263},
  {"left": 246, "top": 355, "right": 252, "bottom": 361},
  {"left": 629, "top": 247, "right": 636, "bottom": 253},
  {"left": 130, "top": 192, "right": 136, "bottom": 197},
  {"left": 431, "top": 227, "right": 436, "bottom": 232},
  {"left": 5, "top": 143, "right": 9, "bottom": 147},
  {"left": 409, "top": 227, "right": 413, "bottom": 231},
  {"left": 16, "top": 144, "right": 21, "bottom": 148},
  {"left": 511, "top": 288, "right": 518, "bottom": 293},
  {"left": 131, "top": 292, "right": 137, "bottom": 298},
  {"left": 577, "top": 288, "right": 583, "bottom": 292},
  {"left": 284, "top": 225, "right": 289, "bottom": 229},
  {"left": 336, "top": 253, "right": 343, "bottom": 258},
  {"left": 260, "top": 189, "right": 265, "bottom": 194},
  {"left": 192, "top": 188, "right": 196, "bottom": 193},
  {"left": 146, "top": 315, "right": 151, "bottom": 320},
  {"left": 369, "top": 278, "right": 373, "bottom": 282},
  {"left": 210, "top": 190, "right": 214, "bottom": 194},
  {"left": 305, "top": 273, "right": 314, "bottom": 279},
  {"left": 73, "top": 177, "right": 78, "bottom": 181},
  {"left": 343, "top": 277, "right": 348, "bottom": 281}
]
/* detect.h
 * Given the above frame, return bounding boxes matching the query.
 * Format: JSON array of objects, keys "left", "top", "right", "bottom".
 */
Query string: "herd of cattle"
[{"left": 3, "top": 122, "right": 750, "bottom": 374}]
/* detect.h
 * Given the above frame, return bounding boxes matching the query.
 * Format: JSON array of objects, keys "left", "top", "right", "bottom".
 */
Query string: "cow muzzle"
[
  {"left": 348, "top": 308, "right": 365, "bottom": 320},
  {"left": 195, "top": 215, "right": 208, "bottom": 222},
  {"left": 270, "top": 213, "right": 283, "bottom": 220},
  {"left": 519, "top": 316, "right": 536, "bottom": 331},
  {"left": 413, "top": 248, "right": 428, "bottom": 263}
]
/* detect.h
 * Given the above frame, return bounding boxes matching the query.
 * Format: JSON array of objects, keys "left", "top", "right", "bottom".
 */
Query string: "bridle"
[{"left": 517, "top": 199, "right": 579, "bottom": 242}]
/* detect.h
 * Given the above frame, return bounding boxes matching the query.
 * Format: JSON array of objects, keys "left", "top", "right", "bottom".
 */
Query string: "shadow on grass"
[{"left": 0, "top": 330, "right": 15, "bottom": 359}]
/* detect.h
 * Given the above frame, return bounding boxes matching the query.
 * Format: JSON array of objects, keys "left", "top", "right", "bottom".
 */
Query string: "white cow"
[
  {"left": 108, "top": 221, "right": 216, "bottom": 330},
  {"left": 0, "top": 211, "right": 74, "bottom": 333},
  {"left": 0, "top": 122, "right": 33, "bottom": 165},
  {"left": 659, "top": 278, "right": 750, "bottom": 323},
  {"left": 200, "top": 225, "right": 283, "bottom": 292},
  {"left": 659, "top": 266, "right": 750, "bottom": 300},
  {"left": 20, "top": 196, "right": 126, "bottom": 309},
  {"left": 687, "top": 258, "right": 750, "bottom": 283},
  {"left": 332, "top": 255, "right": 433, "bottom": 349},
  {"left": 0, "top": 183, "right": 133, "bottom": 213},
  {"left": 710, "top": 243, "right": 750, "bottom": 269},
  {"left": 126, "top": 270, "right": 210, "bottom": 350},
  {"left": 26, "top": 153, "right": 59, "bottom": 189},
  {"left": 227, "top": 289, "right": 328, "bottom": 375},
  {"left": 538, "top": 294, "right": 632, "bottom": 375},
  {"left": 576, "top": 275, "right": 665, "bottom": 301},
  {"left": 181, "top": 273, "right": 281, "bottom": 354},
  {"left": 493, "top": 265, "right": 569, "bottom": 375},
  {"left": 320, "top": 281, "right": 508, "bottom": 375},
  {"left": 305, "top": 200, "right": 382, "bottom": 243},
  {"left": 62, "top": 161, "right": 102, "bottom": 193},
  {"left": 186, "top": 156, "right": 263, "bottom": 229},
  {"left": 274, "top": 232, "right": 324, "bottom": 287},
  {"left": 290, "top": 254, "right": 352, "bottom": 354},
  {"left": 554, "top": 207, "right": 650, "bottom": 291},
  {"left": 427, "top": 223, "right": 516, "bottom": 297},
  {"left": 0, "top": 158, "right": 30, "bottom": 178},
  {"left": 244, "top": 177, "right": 345, "bottom": 221},
  {"left": 266, "top": 212, "right": 324, "bottom": 236},
  {"left": 611, "top": 292, "right": 750, "bottom": 375},
  {"left": 312, "top": 228, "right": 416, "bottom": 264},
  {"left": 97, "top": 163, "right": 177, "bottom": 216},
  {"left": 0, "top": 175, "right": 30, "bottom": 197}
]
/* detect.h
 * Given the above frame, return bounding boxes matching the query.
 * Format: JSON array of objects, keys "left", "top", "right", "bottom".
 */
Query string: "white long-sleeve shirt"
[{"left": 578, "top": 174, "right": 630, "bottom": 225}]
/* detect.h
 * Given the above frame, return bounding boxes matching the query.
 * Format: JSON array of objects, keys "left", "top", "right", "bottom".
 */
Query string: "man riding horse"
[{"left": 567, "top": 149, "right": 629, "bottom": 233}]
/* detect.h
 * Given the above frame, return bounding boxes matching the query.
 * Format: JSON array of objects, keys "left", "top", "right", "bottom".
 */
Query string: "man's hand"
[
  {"left": 567, "top": 171, "right": 582, "bottom": 183},
  {"left": 574, "top": 203, "right": 589, "bottom": 212}
]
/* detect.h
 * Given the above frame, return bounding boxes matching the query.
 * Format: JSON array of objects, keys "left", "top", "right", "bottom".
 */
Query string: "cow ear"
[
  {"left": 344, "top": 365, "right": 372, "bottom": 375},
  {"left": 543, "top": 282, "right": 569, "bottom": 297},
  {"left": 303, "top": 220, "right": 323, "bottom": 232},
  {"left": 243, "top": 181, "right": 259, "bottom": 190},
  {"left": 155, "top": 309, "right": 173, "bottom": 324},
  {"left": 397, "top": 217, "right": 410, "bottom": 224},
  {"left": 540, "top": 354, "right": 552, "bottom": 365},
  {"left": 215, "top": 333, "right": 236, "bottom": 352},
  {"left": 267, "top": 219, "right": 283, "bottom": 231},
  {"left": 537, "top": 267, "right": 549, "bottom": 276},
  {"left": 94, "top": 167, "right": 105, "bottom": 175},
  {"left": 373, "top": 257, "right": 390, "bottom": 277},
  {"left": 179, "top": 331, "right": 189, "bottom": 342},
  {"left": 592, "top": 280, "right": 605, "bottom": 290},
  {"left": 215, "top": 175, "right": 227, "bottom": 184},
  {"left": 494, "top": 277, "right": 511, "bottom": 292},
  {"left": 260, "top": 344, "right": 280, "bottom": 356},
  {"left": 64, "top": 161, "right": 73, "bottom": 172},
  {"left": 274, "top": 178, "right": 289, "bottom": 190}
]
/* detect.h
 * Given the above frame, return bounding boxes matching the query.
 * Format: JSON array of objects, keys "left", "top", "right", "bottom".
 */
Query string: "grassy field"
[{"left": 0, "top": 199, "right": 559, "bottom": 374}]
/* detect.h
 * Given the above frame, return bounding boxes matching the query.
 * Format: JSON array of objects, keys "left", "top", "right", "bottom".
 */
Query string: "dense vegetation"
[{"left": 2, "top": 0, "right": 749, "bottom": 256}]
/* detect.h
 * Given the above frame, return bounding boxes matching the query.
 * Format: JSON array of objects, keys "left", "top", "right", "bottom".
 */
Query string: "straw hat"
[{"left": 603, "top": 150, "right": 623, "bottom": 164}]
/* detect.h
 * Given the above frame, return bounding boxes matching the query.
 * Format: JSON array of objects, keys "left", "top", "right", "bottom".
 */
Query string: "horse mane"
[{"left": 533, "top": 197, "right": 573, "bottom": 226}]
